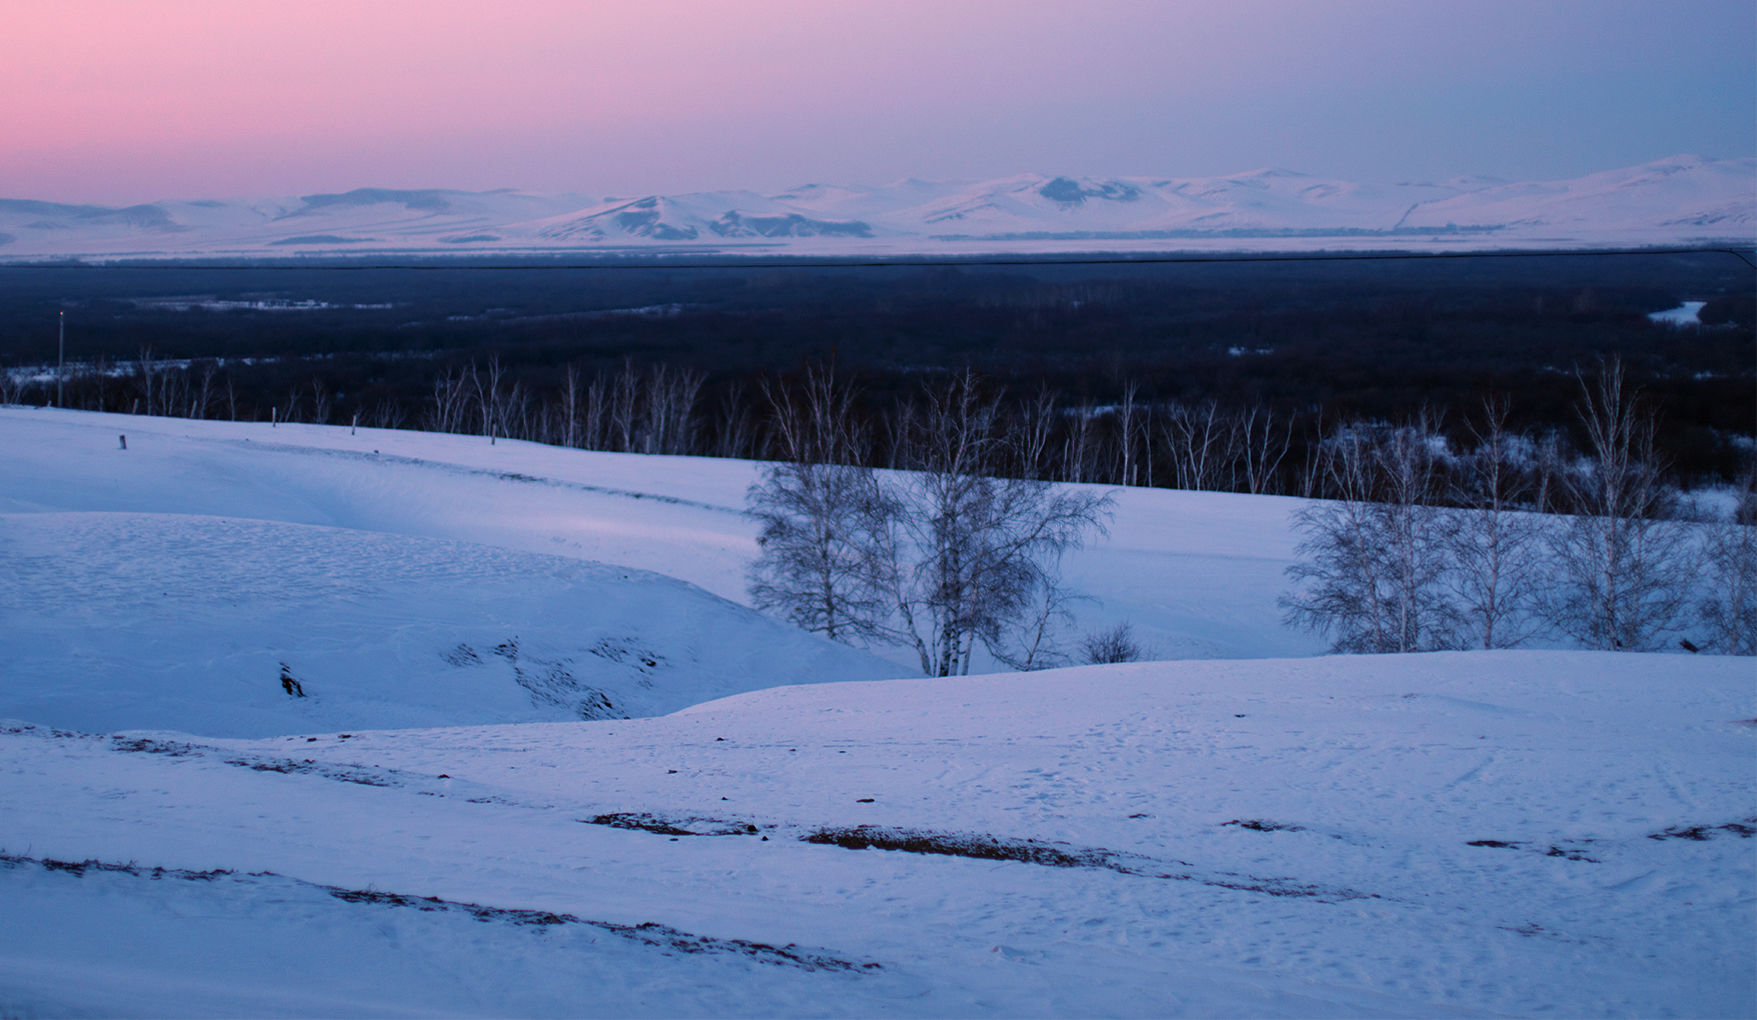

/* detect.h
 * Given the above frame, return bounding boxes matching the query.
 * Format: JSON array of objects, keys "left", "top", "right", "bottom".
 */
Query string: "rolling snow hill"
[
  {"left": 1, "top": 511, "right": 896, "bottom": 737},
  {"left": 0, "top": 651, "right": 1750, "bottom": 1016},
  {"left": 0, "top": 406, "right": 1322, "bottom": 742},
  {"left": 0, "top": 408, "right": 909, "bottom": 737},
  {"left": 0, "top": 405, "right": 1751, "bottom": 1016},
  {"left": 1, "top": 155, "right": 1750, "bottom": 259}
]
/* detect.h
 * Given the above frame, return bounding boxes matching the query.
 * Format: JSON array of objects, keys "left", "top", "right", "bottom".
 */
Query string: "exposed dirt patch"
[
  {"left": 111, "top": 735, "right": 205, "bottom": 757},
  {"left": 1647, "top": 818, "right": 1757, "bottom": 841},
  {"left": 584, "top": 812, "right": 763, "bottom": 837},
  {"left": 802, "top": 825, "right": 1376, "bottom": 902},
  {"left": 1466, "top": 838, "right": 1597, "bottom": 862},
  {"left": 220, "top": 756, "right": 400, "bottom": 787},
  {"left": 102, "top": 728, "right": 427, "bottom": 791},
  {"left": 589, "top": 638, "right": 666, "bottom": 678},
  {"left": 489, "top": 635, "right": 622, "bottom": 719},
  {"left": 328, "top": 885, "right": 868, "bottom": 969},
  {"left": 1, "top": 723, "right": 86, "bottom": 740},
  {"left": 1, "top": 852, "right": 878, "bottom": 973},
  {"left": 805, "top": 826, "right": 1108, "bottom": 869},
  {"left": 2, "top": 853, "right": 232, "bottom": 881},
  {"left": 1222, "top": 819, "right": 1305, "bottom": 832}
]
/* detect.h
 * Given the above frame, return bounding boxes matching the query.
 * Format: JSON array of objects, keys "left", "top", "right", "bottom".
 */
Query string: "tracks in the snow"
[{"left": 14, "top": 721, "right": 1750, "bottom": 918}]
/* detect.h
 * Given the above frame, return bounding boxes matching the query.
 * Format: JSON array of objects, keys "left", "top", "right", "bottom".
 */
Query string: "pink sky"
[{"left": 4, "top": 0, "right": 1752, "bottom": 203}]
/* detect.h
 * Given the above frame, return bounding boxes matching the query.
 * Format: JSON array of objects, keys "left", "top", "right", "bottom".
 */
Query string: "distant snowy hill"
[{"left": 1, "top": 155, "right": 1749, "bottom": 259}]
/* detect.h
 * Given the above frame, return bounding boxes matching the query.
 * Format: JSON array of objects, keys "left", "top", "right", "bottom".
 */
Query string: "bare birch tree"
[
  {"left": 748, "top": 368, "right": 1110, "bottom": 674},
  {"left": 1696, "top": 470, "right": 1757, "bottom": 655},
  {"left": 714, "top": 380, "right": 755, "bottom": 460},
  {"left": 746, "top": 367, "right": 889, "bottom": 644},
  {"left": 1235, "top": 403, "right": 1294, "bottom": 495},
  {"left": 1164, "top": 400, "right": 1231, "bottom": 491},
  {"left": 1444, "top": 397, "right": 1541, "bottom": 648},
  {"left": 1115, "top": 381, "right": 1140, "bottom": 486},
  {"left": 136, "top": 345, "right": 157, "bottom": 417},
  {"left": 310, "top": 377, "right": 333, "bottom": 425},
  {"left": 1536, "top": 359, "right": 1690, "bottom": 650},
  {"left": 1281, "top": 416, "right": 1458, "bottom": 653},
  {"left": 1015, "top": 383, "right": 1059, "bottom": 481},
  {"left": 558, "top": 363, "right": 582, "bottom": 448},
  {"left": 873, "top": 371, "right": 1112, "bottom": 676}
]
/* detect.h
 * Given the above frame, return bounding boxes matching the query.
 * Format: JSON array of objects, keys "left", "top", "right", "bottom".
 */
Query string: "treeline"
[{"left": 11, "top": 348, "right": 1754, "bottom": 514}]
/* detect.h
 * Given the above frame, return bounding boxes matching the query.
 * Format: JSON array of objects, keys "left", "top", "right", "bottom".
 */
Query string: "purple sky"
[{"left": 4, "top": 0, "right": 1752, "bottom": 203}]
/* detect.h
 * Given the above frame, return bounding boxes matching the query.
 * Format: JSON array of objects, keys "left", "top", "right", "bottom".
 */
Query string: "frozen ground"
[{"left": 0, "top": 406, "right": 1751, "bottom": 1017}]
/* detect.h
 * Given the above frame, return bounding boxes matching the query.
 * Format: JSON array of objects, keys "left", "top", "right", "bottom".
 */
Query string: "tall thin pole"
[{"left": 57, "top": 311, "right": 64, "bottom": 408}]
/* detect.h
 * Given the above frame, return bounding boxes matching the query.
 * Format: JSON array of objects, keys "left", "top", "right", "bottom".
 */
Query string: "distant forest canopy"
[{"left": 1, "top": 251, "right": 1752, "bottom": 490}]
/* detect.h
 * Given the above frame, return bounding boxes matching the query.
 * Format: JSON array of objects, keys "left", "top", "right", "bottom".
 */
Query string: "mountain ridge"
[{"left": 1, "top": 155, "right": 1749, "bottom": 259}]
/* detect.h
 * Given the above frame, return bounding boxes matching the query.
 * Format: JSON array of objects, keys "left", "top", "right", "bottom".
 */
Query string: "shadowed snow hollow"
[{"left": 0, "top": 511, "right": 897, "bottom": 737}]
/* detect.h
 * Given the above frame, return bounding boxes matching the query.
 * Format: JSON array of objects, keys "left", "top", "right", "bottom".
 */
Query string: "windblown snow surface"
[{"left": 0, "top": 407, "right": 1751, "bottom": 1017}]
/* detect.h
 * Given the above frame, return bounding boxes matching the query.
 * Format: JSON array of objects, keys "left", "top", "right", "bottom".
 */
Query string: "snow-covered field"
[{"left": 1, "top": 406, "right": 1752, "bottom": 1017}]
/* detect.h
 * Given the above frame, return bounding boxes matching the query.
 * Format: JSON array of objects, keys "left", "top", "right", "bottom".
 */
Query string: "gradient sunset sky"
[{"left": 5, "top": 0, "right": 1753, "bottom": 204}]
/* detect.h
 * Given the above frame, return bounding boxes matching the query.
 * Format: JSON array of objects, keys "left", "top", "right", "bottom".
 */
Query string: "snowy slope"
[
  {"left": 1, "top": 156, "right": 1749, "bottom": 259},
  {"left": 0, "top": 511, "right": 897, "bottom": 737},
  {"left": 1, "top": 405, "right": 1752, "bottom": 1015},
  {"left": 0, "top": 406, "right": 1323, "bottom": 741},
  {"left": 0, "top": 407, "right": 907, "bottom": 737},
  {"left": 1, "top": 653, "right": 1750, "bottom": 1016}
]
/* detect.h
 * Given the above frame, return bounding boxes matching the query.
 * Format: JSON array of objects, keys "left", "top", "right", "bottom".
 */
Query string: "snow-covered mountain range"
[{"left": 3, "top": 155, "right": 1750, "bottom": 259}]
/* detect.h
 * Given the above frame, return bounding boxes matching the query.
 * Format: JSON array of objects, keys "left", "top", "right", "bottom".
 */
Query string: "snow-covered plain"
[
  {"left": 1, "top": 406, "right": 1752, "bottom": 1017},
  {"left": 1, "top": 155, "right": 1751, "bottom": 260}
]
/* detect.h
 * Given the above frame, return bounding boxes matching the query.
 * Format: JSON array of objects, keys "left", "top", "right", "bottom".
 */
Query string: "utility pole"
[{"left": 57, "top": 311, "right": 64, "bottom": 407}]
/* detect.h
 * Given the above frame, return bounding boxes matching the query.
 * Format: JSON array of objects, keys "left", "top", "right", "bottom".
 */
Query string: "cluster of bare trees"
[
  {"left": 13, "top": 346, "right": 247, "bottom": 422},
  {"left": 1698, "top": 506, "right": 1757, "bottom": 655},
  {"left": 12, "top": 348, "right": 399, "bottom": 429},
  {"left": 746, "top": 368, "right": 1113, "bottom": 676},
  {"left": 22, "top": 348, "right": 1743, "bottom": 516},
  {"left": 422, "top": 357, "right": 705, "bottom": 453},
  {"left": 1282, "top": 361, "right": 1755, "bottom": 654},
  {"left": 879, "top": 382, "right": 1297, "bottom": 494},
  {"left": 404, "top": 357, "right": 1313, "bottom": 498},
  {"left": 21, "top": 353, "right": 713, "bottom": 456}
]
